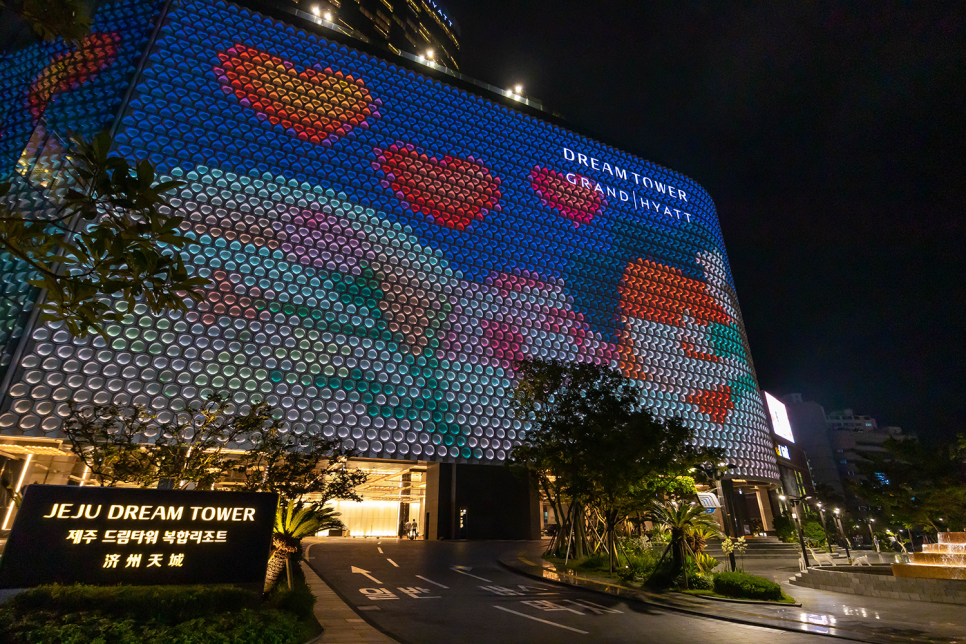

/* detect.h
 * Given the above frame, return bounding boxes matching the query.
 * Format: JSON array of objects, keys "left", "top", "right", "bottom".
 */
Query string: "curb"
[
  {"left": 673, "top": 590, "right": 802, "bottom": 607},
  {"left": 301, "top": 548, "right": 404, "bottom": 644},
  {"left": 499, "top": 557, "right": 900, "bottom": 643}
]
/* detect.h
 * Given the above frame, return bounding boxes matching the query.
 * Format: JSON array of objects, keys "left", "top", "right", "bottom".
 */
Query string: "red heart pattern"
[
  {"left": 529, "top": 165, "right": 605, "bottom": 227},
  {"left": 374, "top": 143, "right": 502, "bottom": 230},
  {"left": 28, "top": 32, "right": 120, "bottom": 122},
  {"left": 215, "top": 44, "right": 379, "bottom": 145}
]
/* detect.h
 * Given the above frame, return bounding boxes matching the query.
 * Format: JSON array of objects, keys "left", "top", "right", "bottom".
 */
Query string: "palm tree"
[
  {"left": 264, "top": 500, "right": 340, "bottom": 592},
  {"left": 649, "top": 500, "right": 723, "bottom": 588}
]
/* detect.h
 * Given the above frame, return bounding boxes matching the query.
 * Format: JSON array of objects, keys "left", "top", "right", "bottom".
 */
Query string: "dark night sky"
[{"left": 440, "top": 1, "right": 965, "bottom": 443}]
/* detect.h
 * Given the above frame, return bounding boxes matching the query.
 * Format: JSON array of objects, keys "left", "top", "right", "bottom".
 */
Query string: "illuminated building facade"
[
  {"left": 0, "top": 0, "right": 778, "bottom": 537},
  {"left": 282, "top": 0, "right": 460, "bottom": 70}
]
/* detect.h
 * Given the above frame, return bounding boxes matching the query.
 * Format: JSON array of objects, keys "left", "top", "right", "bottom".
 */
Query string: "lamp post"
[
  {"left": 780, "top": 494, "right": 810, "bottom": 568},
  {"left": 815, "top": 501, "right": 829, "bottom": 551},
  {"left": 834, "top": 508, "right": 851, "bottom": 561},
  {"left": 696, "top": 461, "right": 738, "bottom": 572},
  {"left": 867, "top": 518, "right": 879, "bottom": 553}
]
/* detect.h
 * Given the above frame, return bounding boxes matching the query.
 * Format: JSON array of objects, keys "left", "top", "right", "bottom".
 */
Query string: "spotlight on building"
[
  {"left": 324, "top": 11, "right": 332, "bottom": 21},
  {"left": 310, "top": 5, "right": 320, "bottom": 16}
]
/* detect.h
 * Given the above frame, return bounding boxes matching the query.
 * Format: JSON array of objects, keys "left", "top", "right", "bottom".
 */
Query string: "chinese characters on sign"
[{"left": 0, "top": 485, "right": 276, "bottom": 589}]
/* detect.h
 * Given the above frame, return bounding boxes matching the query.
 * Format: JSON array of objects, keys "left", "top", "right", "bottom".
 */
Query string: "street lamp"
[
  {"left": 695, "top": 461, "right": 739, "bottom": 571},
  {"left": 833, "top": 508, "right": 851, "bottom": 561},
  {"left": 780, "top": 494, "right": 811, "bottom": 568},
  {"left": 814, "top": 501, "right": 829, "bottom": 546}
]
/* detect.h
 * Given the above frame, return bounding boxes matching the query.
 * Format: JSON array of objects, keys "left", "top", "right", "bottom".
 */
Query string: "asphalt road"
[{"left": 305, "top": 539, "right": 848, "bottom": 644}]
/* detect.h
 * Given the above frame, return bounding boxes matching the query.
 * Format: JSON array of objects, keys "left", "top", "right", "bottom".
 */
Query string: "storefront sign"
[
  {"left": 696, "top": 491, "right": 721, "bottom": 514},
  {"left": 0, "top": 485, "right": 277, "bottom": 589}
]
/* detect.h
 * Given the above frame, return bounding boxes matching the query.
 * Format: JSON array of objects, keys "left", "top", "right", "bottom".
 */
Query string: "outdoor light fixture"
[
  {"left": 310, "top": 5, "right": 319, "bottom": 16},
  {"left": 514, "top": 84, "right": 523, "bottom": 94},
  {"left": 324, "top": 11, "right": 332, "bottom": 21}
]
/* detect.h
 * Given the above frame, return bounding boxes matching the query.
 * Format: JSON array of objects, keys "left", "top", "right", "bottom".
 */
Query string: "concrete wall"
[{"left": 792, "top": 567, "right": 966, "bottom": 605}]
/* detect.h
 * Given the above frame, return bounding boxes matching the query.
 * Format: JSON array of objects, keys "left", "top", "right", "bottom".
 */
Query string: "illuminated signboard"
[
  {"left": 764, "top": 392, "right": 794, "bottom": 443},
  {"left": 0, "top": 485, "right": 276, "bottom": 589},
  {"left": 775, "top": 444, "right": 791, "bottom": 460},
  {"left": 696, "top": 491, "right": 720, "bottom": 514},
  {"left": 0, "top": 0, "right": 779, "bottom": 481}
]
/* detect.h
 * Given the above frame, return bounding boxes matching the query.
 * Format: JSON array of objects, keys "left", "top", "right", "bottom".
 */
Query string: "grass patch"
[
  {"left": 0, "top": 565, "right": 320, "bottom": 644},
  {"left": 681, "top": 588, "right": 798, "bottom": 604}
]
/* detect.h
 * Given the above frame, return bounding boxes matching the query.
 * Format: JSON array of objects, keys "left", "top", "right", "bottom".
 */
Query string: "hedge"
[
  {"left": 712, "top": 571, "right": 783, "bottom": 601},
  {"left": 0, "top": 583, "right": 315, "bottom": 644}
]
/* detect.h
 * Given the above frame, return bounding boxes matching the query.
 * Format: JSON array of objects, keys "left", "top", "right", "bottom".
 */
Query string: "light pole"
[
  {"left": 815, "top": 501, "right": 829, "bottom": 551},
  {"left": 780, "top": 494, "right": 811, "bottom": 568},
  {"left": 696, "top": 461, "right": 738, "bottom": 572},
  {"left": 867, "top": 518, "right": 879, "bottom": 553},
  {"left": 834, "top": 508, "right": 851, "bottom": 561}
]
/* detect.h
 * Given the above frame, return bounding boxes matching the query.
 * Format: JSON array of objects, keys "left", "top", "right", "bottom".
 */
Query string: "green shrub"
[
  {"left": 803, "top": 520, "right": 828, "bottom": 549},
  {"left": 773, "top": 513, "right": 796, "bottom": 543},
  {"left": 0, "top": 606, "right": 301, "bottom": 644},
  {"left": 4, "top": 584, "right": 259, "bottom": 623},
  {"left": 572, "top": 553, "right": 610, "bottom": 572},
  {"left": 713, "top": 571, "right": 783, "bottom": 601},
  {"left": 691, "top": 572, "right": 714, "bottom": 591},
  {"left": 0, "top": 584, "right": 314, "bottom": 644},
  {"left": 266, "top": 559, "right": 316, "bottom": 620}
]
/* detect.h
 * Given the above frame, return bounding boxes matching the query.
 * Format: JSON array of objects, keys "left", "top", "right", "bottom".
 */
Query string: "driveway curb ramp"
[{"left": 498, "top": 554, "right": 959, "bottom": 644}]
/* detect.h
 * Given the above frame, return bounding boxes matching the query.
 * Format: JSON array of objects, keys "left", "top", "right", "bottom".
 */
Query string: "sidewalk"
[
  {"left": 300, "top": 559, "right": 399, "bottom": 644},
  {"left": 499, "top": 553, "right": 965, "bottom": 644}
]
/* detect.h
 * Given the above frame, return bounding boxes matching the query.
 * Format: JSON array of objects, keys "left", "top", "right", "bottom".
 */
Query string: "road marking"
[
  {"left": 493, "top": 606, "right": 588, "bottom": 634},
  {"left": 357, "top": 606, "right": 381, "bottom": 611},
  {"left": 416, "top": 575, "right": 449, "bottom": 588},
  {"left": 450, "top": 565, "right": 491, "bottom": 582},
  {"left": 387, "top": 558, "right": 399, "bottom": 567},
  {"left": 305, "top": 544, "right": 314, "bottom": 560},
  {"left": 518, "top": 556, "right": 538, "bottom": 566},
  {"left": 351, "top": 566, "right": 382, "bottom": 584},
  {"left": 377, "top": 547, "right": 384, "bottom": 554}
]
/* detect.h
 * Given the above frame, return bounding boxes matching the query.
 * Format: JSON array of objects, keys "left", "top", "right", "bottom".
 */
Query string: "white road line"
[
  {"left": 377, "top": 547, "right": 384, "bottom": 554},
  {"left": 493, "top": 606, "right": 588, "bottom": 634},
  {"left": 387, "top": 558, "right": 399, "bottom": 567},
  {"left": 304, "top": 543, "right": 314, "bottom": 560},
  {"left": 416, "top": 575, "right": 449, "bottom": 588},
  {"left": 450, "top": 565, "right": 491, "bottom": 582}
]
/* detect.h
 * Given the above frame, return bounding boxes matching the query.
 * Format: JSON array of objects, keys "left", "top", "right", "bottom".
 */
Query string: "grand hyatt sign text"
[
  {"left": 562, "top": 147, "right": 697, "bottom": 223},
  {"left": 0, "top": 485, "right": 276, "bottom": 589}
]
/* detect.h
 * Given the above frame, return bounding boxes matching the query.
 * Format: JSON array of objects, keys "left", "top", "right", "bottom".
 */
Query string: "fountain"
[{"left": 892, "top": 532, "right": 966, "bottom": 580}]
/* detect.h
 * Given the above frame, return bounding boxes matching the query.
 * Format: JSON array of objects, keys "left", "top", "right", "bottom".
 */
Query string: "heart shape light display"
[
  {"left": 529, "top": 165, "right": 605, "bottom": 227},
  {"left": 215, "top": 44, "right": 379, "bottom": 145},
  {"left": 374, "top": 142, "right": 502, "bottom": 230},
  {"left": 28, "top": 32, "right": 120, "bottom": 122}
]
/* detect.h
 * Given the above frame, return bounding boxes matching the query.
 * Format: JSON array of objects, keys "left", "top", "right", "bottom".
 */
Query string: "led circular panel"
[{"left": 0, "top": 0, "right": 778, "bottom": 479}]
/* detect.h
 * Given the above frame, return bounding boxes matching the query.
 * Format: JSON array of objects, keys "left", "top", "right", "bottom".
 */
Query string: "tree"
[
  {"left": 852, "top": 434, "right": 966, "bottom": 533},
  {"left": 2, "top": 0, "right": 91, "bottom": 43},
  {"left": 509, "top": 358, "right": 723, "bottom": 571},
  {"left": 63, "top": 394, "right": 261, "bottom": 489},
  {"left": 264, "top": 500, "right": 339, "bottom": 592},
  {"left": 649, "top": 500, "right": 722, "bottom": 587},
  {"left": 234, "top": 418, "right": 368, "bottom": 511},
  {"left": 0, "top": 131, "right": 207, "bottom": 338}
]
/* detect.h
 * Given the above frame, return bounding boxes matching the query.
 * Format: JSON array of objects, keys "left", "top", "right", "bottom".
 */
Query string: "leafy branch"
[{"left": 0, "top": 131, "right": 208, "bottom": 338}]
